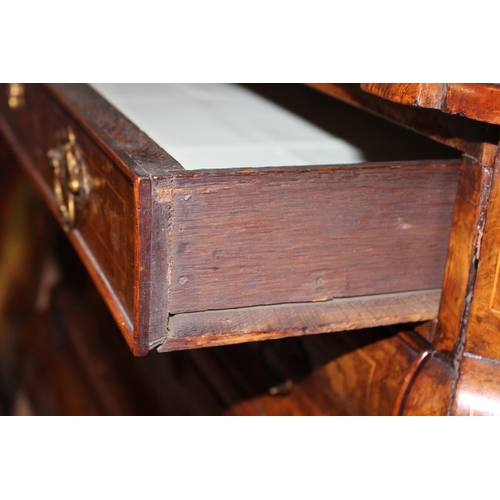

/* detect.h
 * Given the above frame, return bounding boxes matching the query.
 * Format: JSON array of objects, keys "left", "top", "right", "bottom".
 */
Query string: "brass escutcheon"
[
  {"left": 8, "top": 83, "right": 25, "bottom": 109},
  {"left": 48, "top": 128, "right": 90, "bottom": 230}
]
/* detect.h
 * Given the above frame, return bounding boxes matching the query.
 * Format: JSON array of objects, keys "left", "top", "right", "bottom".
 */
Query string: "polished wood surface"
[
  {"left": 433, "top": 155, "right": 492, "bottom": 353},
  {"left": 452, "top": 354, "right": 500, "bottom": 415},
  {"left": 399, "top": 353, "right": 455, "bottom": 416},
  {"left": 5, "top": 82, "right": 500, "bottom": 415},
  {"left": 346, "top": 82, "right": 500, "bottom": 415},
  {"left": 361, "top": 84, "right": 500, "bottom": 125},
  {"left": 218, "top": 327, "right": 428, "bottom": 416},
  {"left": 465, "top": 150, "right": 500, "bottom": 360},
  {"left": 308, "top": 83, "right": 489, "bottom": 158}
]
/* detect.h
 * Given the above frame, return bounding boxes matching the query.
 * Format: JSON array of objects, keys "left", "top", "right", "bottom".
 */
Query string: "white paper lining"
[{"left": 90, "top": 83, "right": 365, "bottom": 170}]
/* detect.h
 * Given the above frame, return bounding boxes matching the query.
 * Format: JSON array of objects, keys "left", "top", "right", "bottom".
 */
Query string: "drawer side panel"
[{"left": 168, "top": 161, "right": 460, "bottom": 314}]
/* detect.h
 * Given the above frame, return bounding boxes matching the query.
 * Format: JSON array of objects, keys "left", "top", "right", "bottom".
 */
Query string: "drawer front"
[{"left": 0, "top": 84, "right": 137, "bottom": 342}]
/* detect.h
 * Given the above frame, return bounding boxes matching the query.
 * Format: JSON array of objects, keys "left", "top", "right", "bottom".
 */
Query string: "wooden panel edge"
[
  {"left": 398, "top": 352, "right": 455, "bottom": 415},
  {"left": 307, "top": 83, "right": 487, "bottom": 156},
  {"left": 435, "top": 157, "right": 493, "bottom": 351},
  {"left": 133, "top": 177, "right": 153, "bottom": 356},
  {"left": 360, "top": 84, "right": 445, "bottom": 109},
  {"left": 158, "top": 289, "right": 441, "bottom": 352},
  {"left": 42, "top": 84, "right": 185, "bottom": 177},
  {"left": 360, "top": 84, "right": 500, "bottom": 126},
  {"left": 147, "top": 175, "right": 174, "bottom": 348}
]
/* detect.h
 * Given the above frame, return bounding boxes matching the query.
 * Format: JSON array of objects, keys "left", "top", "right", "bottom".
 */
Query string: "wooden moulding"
[
  {"left": 360, "top": 83, "right": 500, "bottom": 126},
  {"left": 464, "top": 150, "right": 500, "bottom": 361},
  {"left": 308, "top": 83, "right": 489, "bottom": 159},
  {"left": 0, "top": 84, "right": 461, "bottom": 354},
  {"left": 434, "top": 156, "right": 493, "bottom": 352},
  {"left": 452, "top": 354, "right": 500, "bottom": 415}
]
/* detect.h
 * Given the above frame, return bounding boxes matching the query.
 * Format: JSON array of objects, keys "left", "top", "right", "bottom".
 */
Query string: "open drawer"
[{"left": 0, "top": 83, "right": 460, "bottom": 355}]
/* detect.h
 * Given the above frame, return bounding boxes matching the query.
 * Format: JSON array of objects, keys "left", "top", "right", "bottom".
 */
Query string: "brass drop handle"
[
  {"left": 48, "top": 128, "right": 90, "bottom": 231},
  {"left": 8, "top": 83, "right": 25, "bottom": 109},
  {"left": 68, "top": 178, "right": 81, "bottom": 194}
]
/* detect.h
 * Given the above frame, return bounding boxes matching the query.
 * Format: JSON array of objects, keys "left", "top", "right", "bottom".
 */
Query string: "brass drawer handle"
[
  {"left": 8, "top": 83, "right": 25, "bottom": 109},
  {"left": 48, "top": 128, "right": 90, "bottom": 231}
]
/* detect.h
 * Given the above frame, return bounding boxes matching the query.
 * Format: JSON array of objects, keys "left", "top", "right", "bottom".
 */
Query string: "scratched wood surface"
[
  {"left": 159, "top": 290, "right": 441, "bottom": 351},
  {"left": 440, "top": 143, "right": 500, "bottom": 415},
  {"left": 167, "top": 161, "right": 460, "bottom": 314}
]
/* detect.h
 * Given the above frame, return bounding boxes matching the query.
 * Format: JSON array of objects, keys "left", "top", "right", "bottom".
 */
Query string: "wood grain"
[
  {"left": 12, "top": 239, "right": 430, "bottom": 416},
  {"left": 148, "top": 176, "right": 173, "bottom": 347},
  {"left": 464, "top": 150, "right": 500, "bottom": 360},
  {"left": 434, "top": 156, "right": 493, "bottom": 352},
  {"left": 17, "top": 268, "right": 430, "bottom": 415},
  {"left": 159, "top": 290, "right": 441, "bottom": 351},
  {"left": 168, "top": 161, "right": 460, "bottom": 315},
  {"left": 361, "top": 84, "right": 500, "bottom": 126},
  {"left": 398, "top": 352, "right": 455, "bottom": 415},
  {"left": 308, "top": 83, "right": 488, "bottom": 159},
  {"left": 193, "top": 326, "right": 427, "bottom": 416},
  {"left": 358, "top": 84, "right": 500, "bottom": 414},
  {"left": 452, "top": 354, "right": 500, "bottom": 415},
  {"left": 360, "top": 84, "right": 445, "bottom": 108},
  {"left": 0, "top": 95, "right": 138, "bottom": 346},
  {"left": 43, "top": 84, "right": 183, "bottom": 177},
  {"left": 0, "top": 83, "right": 182, "bottom": 354},
  {"left": 298, "top": 329, "right": 423, "bottom": 416}
]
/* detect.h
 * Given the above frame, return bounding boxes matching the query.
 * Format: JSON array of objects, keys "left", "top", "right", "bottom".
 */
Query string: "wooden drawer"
[{"left": 0, "top": 83, "right": 461, "bottom": 355}]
